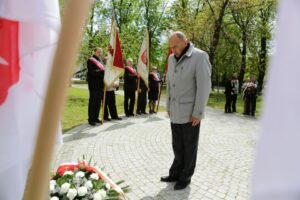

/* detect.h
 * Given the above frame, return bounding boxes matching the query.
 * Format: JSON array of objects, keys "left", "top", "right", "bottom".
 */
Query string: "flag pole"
[
  {"left": 146, "top": 28, "right": 150, "bottom": 113},
  {"left": 156, "top": 47, "right": 170, "bottom": 113},
  {"left": 23, "top": 0, "right": 90, "bottom": 200},
  {"left": 135, "top": 77, "right": 141, "bottom": 114},
  {"left": 156, "top": 74, "right": 164, "bottom": 113},
  {"left": 101, "top": 85, "right": 107, "bottom": 123}
]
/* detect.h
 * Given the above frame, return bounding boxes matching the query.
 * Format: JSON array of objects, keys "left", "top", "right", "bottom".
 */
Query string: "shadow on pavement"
[
  {"left": 102, "top": 121, "right": 135, "bottom": 132},
  {"left": 140, "top": 183, "right": 191, "bottom": 200}
]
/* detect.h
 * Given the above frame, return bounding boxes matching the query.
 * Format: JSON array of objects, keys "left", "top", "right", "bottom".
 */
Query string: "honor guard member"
[
  {"left": 136, "top": 77, "right": 148, "bottom": 115},
  {"left": 87, "top": 47, "right": 105, "bottom": 126},
  {"left": 124, "top": 58, "right": 137, "bottom": 117},
  {"left": 148, "top": 66, "right": 161, "bottom": 114}
]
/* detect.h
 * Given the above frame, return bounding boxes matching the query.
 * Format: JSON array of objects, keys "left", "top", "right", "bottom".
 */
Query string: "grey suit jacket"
[{"left": 166, "top": 43, "right": 211, "bottom": 124}]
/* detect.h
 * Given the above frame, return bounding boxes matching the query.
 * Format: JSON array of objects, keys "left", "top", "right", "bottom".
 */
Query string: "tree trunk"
[
  {"left": 258, "top": 36, "right": 267, "bottom": 93},
  {"left": 209, "top": 0, "right": 230, "bottom": 89},
  {"left": 238, "top": 30, "right": 247, "bottom": 92}
]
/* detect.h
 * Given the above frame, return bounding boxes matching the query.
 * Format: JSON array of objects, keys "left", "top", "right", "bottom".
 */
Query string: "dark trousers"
[
  {"left": 137, "top": 91, "right": 147, "bottom": 113},
  {"left": 225, "top": 94, "right": 233, "bottom": 113},
  {"left": 244, "top": 94, "right": 257, "bottom": 116},
  {"left": 231, "top": 94, "right": 237, "bottom": 112},
  {"left": 88, "top": 89, "right": 102, "bottom": 123},
  {"left": 169, "top": 122, "right": 200, "bottom": 182},
  {"left": 124, "top": 90, "right": 135, "bottom": 115},
  {"left": 104, "top": 91, "right": 118, "bottom": 119}
]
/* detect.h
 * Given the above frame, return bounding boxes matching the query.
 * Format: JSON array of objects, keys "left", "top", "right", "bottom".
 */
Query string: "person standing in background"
[
  {"left": 87, "top": 47, "right": 105, "bottom": 126},
  {"left": 242, "top": 76, "right": 258, "bottom": 116},
  {"left": 148, "top": 66, "right": 161, "bottom": 114},
  {"left": 103, "top": 57, "right": 122, "bottom": 121},
  {"left": 136, "top": 77, "right": 148, "bottom": 115},
  {"left": 124, "top": 58, "right": 137, "bottom": 117},
  {"left": 231, "top": 73, "right": 239, "bottom": 113},
  {"left": 224, "top": 77, "right": 234, "bottom": 113}
]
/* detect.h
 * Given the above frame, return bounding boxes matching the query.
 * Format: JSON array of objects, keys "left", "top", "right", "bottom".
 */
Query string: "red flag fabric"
[
  {"left": 104, "top": 20, "right": 125, "bottom": 87},
  {"left": 164, "top": 47, "right": 173, "bottom": 74},
  {"left": 113, "top": 31, "right": 124, "bottom": 69},
  {"left": 0, "top": 18, "right": 20, "bottom": 105},
  {"left": 137, "top": 29, "right": 149, "bottom": 85}
]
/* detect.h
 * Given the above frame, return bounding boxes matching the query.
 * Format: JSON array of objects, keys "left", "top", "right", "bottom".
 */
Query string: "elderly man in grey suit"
[{"left": 161, "top": 31, "right": 211, "bottom": 190}]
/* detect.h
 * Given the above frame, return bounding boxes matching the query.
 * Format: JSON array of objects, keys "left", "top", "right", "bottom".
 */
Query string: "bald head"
[{"left": 169, "top": 31, "right": 188, "bottom": 57}]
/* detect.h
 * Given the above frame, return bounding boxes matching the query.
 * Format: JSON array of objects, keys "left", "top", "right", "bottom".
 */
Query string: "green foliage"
[{"left": 58, "top": 0, "right": 277, "bottom": 89}]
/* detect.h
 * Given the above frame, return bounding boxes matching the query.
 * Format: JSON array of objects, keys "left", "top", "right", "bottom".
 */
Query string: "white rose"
[
  {"left": 50, "top": 197, "right": 59, "bottom": 200},
  {"left": 50, "top": 180, "right": 56, "bottom": 186},
  {"left": 77, "top": 186, "right": 88, "bottom": 196},
  {"left": 84, "top": 180, "right": 93, "bottom": 189},
  {"left": 98, "top": 189, "right": 107, "bottom": 198},
  {"left": 49, "top": 183, "right": 56, "bottom": 194},
  {"left": 60, "top": 183, "right": 70, "bottom": 194},
  {"left": 93, "top": 192, "right": 102, "bottom": 200},
  {"left": 63, "top": 171, "right": 74, "bottom": 176},
  {"left": 90, "top": 173, "right": 99, "bottom": 180},
  {"left": 75, "top": 171, "right": 85, "bottom": 178},
  {"left": 66, "top": 188, "right": 77, "bottom": 200},
  {"left": 105, "top": 183, "right": 111, "bottom": 190}
]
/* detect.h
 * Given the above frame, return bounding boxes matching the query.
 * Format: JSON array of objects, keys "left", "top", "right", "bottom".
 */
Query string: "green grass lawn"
[
  {"left": 62, "top": 87, "right": 261, "bottom": 132},
  {"left": 62, "top": 87, "right": 165, "bottom": 132}
]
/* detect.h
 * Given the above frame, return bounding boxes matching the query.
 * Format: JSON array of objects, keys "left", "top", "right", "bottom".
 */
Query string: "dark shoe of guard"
[
  {"left": 112, "top": 117, "right": 122, "bottom": 120},
  {"left": 174, "top": 180, "right": 191, "bottom": 190},
  {"left": 89, "top": 122, "right": 96, "bottom": 126},
  {"left": 160, "top": 176, "right": 178, "bottom": 183}
]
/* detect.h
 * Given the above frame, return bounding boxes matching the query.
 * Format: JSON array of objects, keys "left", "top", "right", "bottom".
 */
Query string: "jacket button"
[
  {"left": 175, "top": 70, "right": 177, "bottom": 73},
  {"left": 172, "top": 84, "right": 175, "bottom": 87}
]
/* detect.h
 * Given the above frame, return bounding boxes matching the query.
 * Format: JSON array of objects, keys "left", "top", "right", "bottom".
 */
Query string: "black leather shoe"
[
  {"left": 104, "top": 118, "right": 111, "bottom": 121},
  {"left": 112, "top": 117, "right": 122, "bottom": 120},
  {"left": 89, "top": 122, "right": 96, "bottom": 126},
  {"left": 160, "top": 176, "right": 178, "bottom": 182},
  {"left": 174, "top": 180, "right": 191, "bottom": 190},
  {"left": 95, "top": 119, "right": 103, "bottom": 124}
]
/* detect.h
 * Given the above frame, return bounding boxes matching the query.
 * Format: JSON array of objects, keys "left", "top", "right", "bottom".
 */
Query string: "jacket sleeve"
[{"left": 192, "top": 52, "right": 211, "bottom": 120}]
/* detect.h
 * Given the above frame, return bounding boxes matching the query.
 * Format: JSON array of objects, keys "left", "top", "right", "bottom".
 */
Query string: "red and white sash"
[
  {"left": 150, "top": 72, "right": 159, "bottom": 81},
  {"left": 125, "top": 66, "right": 137, "bottom": 76},
  {"left": 89, "top": 57, "right": 105, "bottom": 71}
]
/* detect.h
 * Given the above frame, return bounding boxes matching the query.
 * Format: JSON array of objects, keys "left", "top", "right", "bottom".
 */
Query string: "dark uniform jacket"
[
  {"left": 124, "top": 66, "right": 137, "bottom": 92},
  {"left": 87, "top": 55, "right": 104, "bottom": 91}
]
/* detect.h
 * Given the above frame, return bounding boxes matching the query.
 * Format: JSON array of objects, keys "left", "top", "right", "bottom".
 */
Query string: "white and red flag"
[
  {"left": 0, "top": 0, "right": 61, "bottom": 199},
  {"left": 137, "top": 29, "right": 149, "bottom": 85},
  {"left": 104, "top": 19, "right": 125, "bottom": 87}
]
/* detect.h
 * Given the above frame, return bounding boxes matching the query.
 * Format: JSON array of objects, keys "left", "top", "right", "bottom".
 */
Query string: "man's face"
[
  {"left": 94, "top": 49, "right": 102, "bottom": 58},
  {"left": 169, "top": 36, "right": 188, "bottom": 57},
  {"left": 127, "top": 60, "right": 133, "bottom": 66}
]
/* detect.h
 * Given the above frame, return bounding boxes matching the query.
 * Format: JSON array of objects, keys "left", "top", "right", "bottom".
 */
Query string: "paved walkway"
[{"left": 52, "top": 107, "right": 259, "bottom": 200}]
